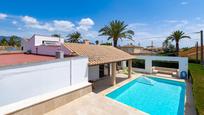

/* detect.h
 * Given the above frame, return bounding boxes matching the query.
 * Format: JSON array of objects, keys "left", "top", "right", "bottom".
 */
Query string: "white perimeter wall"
[
  {"left": 0, "top": 57, "right": 88, "bottom": 106},
  {"left": 88, "top": 65, "right": 99, "bottom": 81},
  {"left": 133, "top": 56, "right": 188, "bottom": 77}
]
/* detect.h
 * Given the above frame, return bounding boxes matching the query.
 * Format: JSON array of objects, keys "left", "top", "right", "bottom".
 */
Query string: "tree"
[
  {"left": 67, "top": 31, "right": 82, "bottom": 43},
  {"left": 162, "top": 38, "right": 176, "bottom": 53},
  {"left": 95, "top": 40, "right": 99, "bottom": 45},
  {"left": 0, "top": 37, "right": 8, "bottom": 46},
  {"left": 99, "top": 20, "right": 134, "bottom": 47},
  {"left": 51, "top": 34, "right": 60, "bottom": 38},
  {"left": 167, "top": 30, "right": 190, "bottom": 56},
  {"left": 9, "top": 35, "right": 20, "bottom": 47}
]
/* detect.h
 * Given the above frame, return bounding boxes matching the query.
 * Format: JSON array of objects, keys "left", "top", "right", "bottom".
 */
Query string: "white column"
[
  {"left": 178, "top": 58, "right": 188, "bottom": 78},
  {"left": 128, "top": 60, "right": 132, "bottom": 78},
  {"left": 145, "top": 59, "right": 152, "bottom": 73},
  {"left": 111, "top": 62, "right": 116, "bottom": 85},
  {"left": 121, "top": 61, "right": 127, "bottom": 69}
]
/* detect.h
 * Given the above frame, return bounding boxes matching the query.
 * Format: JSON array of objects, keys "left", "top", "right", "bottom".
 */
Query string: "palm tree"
[
  {"left": 167, "top": 30, "right": 190, "bottom": 56},
  {"left": 99, "top": 20, "right": 134, "bottom": 47},
  {"left": 0, "top": 37, "right": 8, "bottom": 46},
  {"left": 9, "top": 35, "right": 21, "bottom": 47},
  {"left": 67, "top": 31, "right": 82, "bottom": 43}
]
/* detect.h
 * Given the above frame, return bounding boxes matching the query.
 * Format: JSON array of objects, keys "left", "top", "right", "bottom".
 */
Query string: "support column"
[
  {"left": 121, "top": 61, "right": 127, "bottom": 69},
  {"left": 128, "top": 60, "right": 132, "bottom": 78},
  {"left": 111, "top": 62, "right": 116, "bottom": 85},
  {"left": 145, "top": 59, "right": 152, "bottom": 73},
  {"left": 108, "top": 64, "right": 111, "bottom": 76}
]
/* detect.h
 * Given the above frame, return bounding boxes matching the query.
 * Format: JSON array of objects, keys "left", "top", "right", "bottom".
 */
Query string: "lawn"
[{"left": 189, "top": 63, "right": 204, "bottom": 115}]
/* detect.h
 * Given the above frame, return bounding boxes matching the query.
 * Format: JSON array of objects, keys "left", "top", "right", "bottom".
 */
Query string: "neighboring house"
[
  {"left": 119, "top": 45, "right": 143, "bottom": 54},
  {"left": 145, "top": 46, "right": 163, "bottom": 53},
  {"left": 21, "top": 35, "right": 70, "bottom": 56},
  {"left": 119, "top": 45, "right": 156, "bottom": 55}
]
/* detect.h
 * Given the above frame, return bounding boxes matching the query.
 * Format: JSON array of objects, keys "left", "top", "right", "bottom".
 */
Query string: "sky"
[{"left": 0, "top": 0, "right": 204, "bottom": 47}]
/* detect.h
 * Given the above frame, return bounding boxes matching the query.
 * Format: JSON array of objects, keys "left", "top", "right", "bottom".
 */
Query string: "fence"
[{"left": 0, "top": 56, "right": 88, "bottom": 107}]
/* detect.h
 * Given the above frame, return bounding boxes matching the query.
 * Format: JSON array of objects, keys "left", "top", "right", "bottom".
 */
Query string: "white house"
[{"left": 21, "top": 35, "right": 70, "bottom": 56}]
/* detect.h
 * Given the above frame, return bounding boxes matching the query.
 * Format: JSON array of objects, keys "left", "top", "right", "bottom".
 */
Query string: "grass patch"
[{"left": 189, "top": 63, "right": 204, "bottom": 115}]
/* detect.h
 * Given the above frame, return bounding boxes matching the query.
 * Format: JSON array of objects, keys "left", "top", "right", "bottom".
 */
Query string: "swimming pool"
[{"left": 106, "top": 76, "right": 186, "bottom": 115}]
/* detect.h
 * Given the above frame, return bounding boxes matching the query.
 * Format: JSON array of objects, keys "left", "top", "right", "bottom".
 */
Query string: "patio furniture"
[{"left": 152, "top": 67, "right": 179, "bottom": 77}]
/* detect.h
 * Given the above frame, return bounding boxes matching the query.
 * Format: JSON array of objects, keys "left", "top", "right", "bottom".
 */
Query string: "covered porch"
[
  {"left": 92, "top": 72, "right": 141, "bottom": 93},
  {"left": 132, "top": 56, "right": 188, "bottom": 78},
  {"left": 63, "top": 43, "right": 135, "bottom": 86},
  {"left": 89, "top": 59, "right": 133, "bottom": 87}
]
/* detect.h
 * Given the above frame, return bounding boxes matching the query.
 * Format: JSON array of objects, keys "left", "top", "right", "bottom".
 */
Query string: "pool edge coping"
[{"left": 98, "top": 73, "right": 189, "bottom": 115}]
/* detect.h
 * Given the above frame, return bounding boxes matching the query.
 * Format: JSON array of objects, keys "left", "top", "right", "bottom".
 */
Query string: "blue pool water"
[{"left": 106, "top": 76, "right": 186, "bottom": 115}]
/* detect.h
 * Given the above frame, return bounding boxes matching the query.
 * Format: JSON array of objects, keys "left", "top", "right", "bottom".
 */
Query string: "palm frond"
[{"left": 98, "top": 20, "right": 135, "bottom": 47}]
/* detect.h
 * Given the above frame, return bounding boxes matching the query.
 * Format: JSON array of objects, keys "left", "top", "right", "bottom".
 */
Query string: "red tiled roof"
[
  {"left": 0, "top": 53, "right": 56, "bottom": 67},
  {"left": 64, "top": 43, "right": 134, "bottom": 65}
]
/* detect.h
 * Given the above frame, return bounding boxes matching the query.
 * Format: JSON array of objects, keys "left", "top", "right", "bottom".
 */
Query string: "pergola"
[
  {"left": 64, "top": 43, "right": 135, "bottom": 85},
  {"left": 134, "top": 55, "right": 188, "bottom": 78}
]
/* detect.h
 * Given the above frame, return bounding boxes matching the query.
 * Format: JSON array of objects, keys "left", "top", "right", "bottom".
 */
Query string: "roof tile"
[{"left": 64, "top": 43, "right": 134, "bottom": 65}]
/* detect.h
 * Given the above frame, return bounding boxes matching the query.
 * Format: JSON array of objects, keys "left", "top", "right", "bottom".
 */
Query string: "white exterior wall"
[
  {"left": 133, "top": 56, "right": 188, "bottom": 77},
  {"left": 71, "top": 57, "right": 88, "bottom": 84},
  {"left": 36, "top": 45, "right": 71, "bottom": 56},
  {"left": 88, "top": 65, "right": 99, "bottom": 81},
  {"left": 0, "top": 57, "right": 88, "bottom": 106},
  {"left": 21, "top": 38, "right": 35, "bottom": 52},
  {"left": 21, "top": 35, "right": 64, "bottom": 54},
  {"left": 34, "top": 35, "right": 64, "bottom": 46},
  {"left": 37, "top": 46, "right": 60, "bottom": 56}
]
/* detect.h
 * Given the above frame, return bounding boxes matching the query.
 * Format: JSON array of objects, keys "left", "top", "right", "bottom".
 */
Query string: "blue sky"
[{"left": 0, "top": 0, "right": 204, "bottom": 47}]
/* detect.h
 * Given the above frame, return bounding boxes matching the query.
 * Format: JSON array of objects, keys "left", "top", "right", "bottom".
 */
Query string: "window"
[
  {"left": 127, "top": 59, "right": 145, "bottom": 69},
  {"left": 152, "top": 60, "right": 178, "bottom": 69}
]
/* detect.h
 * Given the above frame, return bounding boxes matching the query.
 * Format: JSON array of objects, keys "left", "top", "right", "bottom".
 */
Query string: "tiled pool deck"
[
  {"left": 45, "top": 93, "right": 147, "bottom": 115},
  {"left": 45, "top": 73, "right": 196, "bottom": 115}
]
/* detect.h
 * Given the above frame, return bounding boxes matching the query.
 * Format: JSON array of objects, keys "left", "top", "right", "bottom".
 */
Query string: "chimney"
[
  {"left": 56, "top": 51, "right": 64, "bottom": 59},
  {"left": 83, "top": 39, "right": 90, "bottom": 45}
]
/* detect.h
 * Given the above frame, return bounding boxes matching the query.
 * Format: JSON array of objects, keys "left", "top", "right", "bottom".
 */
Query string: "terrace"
[{"left": 40, "top": 73, "right": 196, "bottom": 115}]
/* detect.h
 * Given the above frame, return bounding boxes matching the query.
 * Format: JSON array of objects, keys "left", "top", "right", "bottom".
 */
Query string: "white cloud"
[
  {"left": 164, "top": 20, "right": 179, "bottom": 23},
  {"left": 53, "top": 20, "right": 75, "bottom": 32},
  {"left": 0, "top": 13, "right": 8, "bottom": 20},
  {"left": 12, "top": 20, "right": 17, "bottom": 25},
  {"left": 21, "top": 16, "right": 39, "bottom": 25},
  {"left": 21, "top": 16, "right": 77, "bottom": 32},
  {"left": 33, "top": 23, "right": 54, "bottom": 32},
  {"left": 17, "top": 27, "right": 22, "bottom": 30},
  {"left": 21, "top": 16, "right": 54, "bottom": 31},
  {"left": 77, "top": 18, "right": 94, "bottom": 31},
  {"left": 181, "top": 1, "right": 188, "bottom": 5},
  {"left": 79, "top": 18, "right": 94, "bottom": 26},
  {"left": 195, "top": 17, "right": 201, "bottom": 21},
  {"left": 129, "top": 23, "right": 148, "bottom": 27}
]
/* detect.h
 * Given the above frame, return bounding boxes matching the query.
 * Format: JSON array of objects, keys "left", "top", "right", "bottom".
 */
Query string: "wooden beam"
[
  {"left": 111, "top": 62, "right": 116, "bottom": 85},
  {"left": 128, "top": 60, "right": 132, "bottom": 78}
]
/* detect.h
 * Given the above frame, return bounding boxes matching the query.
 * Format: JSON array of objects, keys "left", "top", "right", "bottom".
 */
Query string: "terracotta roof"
[
  {"left": 64, "top": 43, "right": 134, "bottom": 65},
  {"left": 0, "top": 53, "right": 56, "bottom": 67}
]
